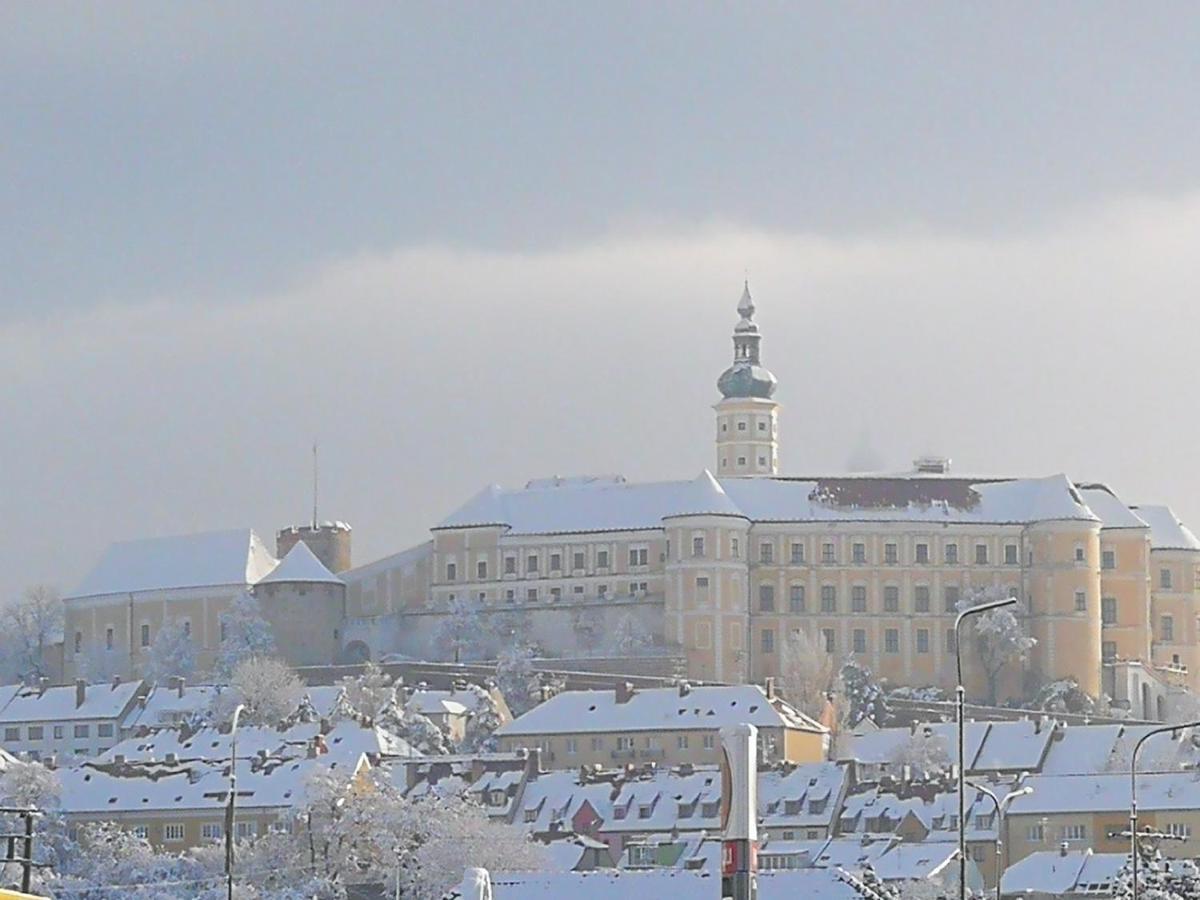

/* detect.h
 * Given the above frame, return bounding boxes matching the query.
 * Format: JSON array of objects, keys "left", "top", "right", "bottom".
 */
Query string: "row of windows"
[
  {"left": 2, "top": 723, "right": 113, "bottom": 742},
  {"left": 749, "top": 583, "right": 1018, "bottom": 615},
  {"left": 747, "top": 539, "right": 1019, "bottom": 567},
  {"left": 773, "top": 626, "right": 969, "bottom": 656},
  {"left": 446, "top": 581, "right": 651, "bottom": 606},
  {"left": 446, "top": 547, "right": 653, "bottom": 583},
  {"left": 510, "top": 733, "right": 718, "bottom": 755},
  {"left": 75, "top": 619, "right": 234, "bottom": 655}
]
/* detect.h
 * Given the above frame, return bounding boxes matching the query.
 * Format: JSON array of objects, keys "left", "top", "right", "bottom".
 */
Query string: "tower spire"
[{"left": 714, "top": 281, "right": 780, "bottom": 476}]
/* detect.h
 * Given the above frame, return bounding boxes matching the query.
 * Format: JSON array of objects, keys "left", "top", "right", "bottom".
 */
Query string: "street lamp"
[
  {"left": 954, "top": 596, "right": 1016, "bottom": 900},
  {"left": 1129, "top": 720, "right": 1200, "bottom": 900},
  {"left": 965, "top": 779, "right": 1033, "bottom": 900},
  {"left": 226, "top": 703, "right": 246, "bottom": 900}
]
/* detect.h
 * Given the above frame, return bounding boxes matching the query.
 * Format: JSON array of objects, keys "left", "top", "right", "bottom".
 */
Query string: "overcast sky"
[{"left": 3, "top": 4, "right": 1200, "bottom": 600}]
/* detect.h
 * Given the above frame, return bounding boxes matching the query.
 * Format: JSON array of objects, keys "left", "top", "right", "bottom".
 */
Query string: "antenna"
[{"left": 312, "top": 440, "right": 319, "bottom": 529}]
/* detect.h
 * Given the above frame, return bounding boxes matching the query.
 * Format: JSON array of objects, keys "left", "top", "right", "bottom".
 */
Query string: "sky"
[{"left": 2, "top": 3, "right": 1200, "bottom": 599}]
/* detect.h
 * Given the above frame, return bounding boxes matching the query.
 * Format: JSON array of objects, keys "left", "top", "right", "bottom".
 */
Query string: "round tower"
[
  {"left": 275, "top": 522, "right": 352, "bottom": 573},
  {"left": 714, "top": 282, "right": 780, "bottom": 476}
]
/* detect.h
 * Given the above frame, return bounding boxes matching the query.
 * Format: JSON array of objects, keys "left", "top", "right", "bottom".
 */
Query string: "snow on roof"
[
  {"left": 259, "top": 540, "right": 344, "bottom": 585},
  {"left": 1130, "top": 505, "right": 1200, "bottom": 551},
  {"left": 870, "top": 840, "right": 960, "bottom": 881},
  {"left": 1009, "top": 771, "right": 1200, "bottom": 815},
  {"left": 0, "top": 681, "right": 143, "bottom": 723},
  {"left": 69, "top": 528, "right": 278, "bottom": 599},
  {"left": 970, "top": 719, "right": 1055, "bottom": 771},
  {"left": 477, "top": 868, "right": 860, "bottom": 900},
  {"left": 342, "top": 540, "right": 433, "bottom": 582},
  {"left": 123, "top": 683, "right": 222, "bottom": 730},
  {"left": 436, "top": 472, "right": 1096, "bottom": 535},
  {"left": 496, "top": 685, "right": 825, "bottom": 737},
  {"left": 1038, "top": 724, "right": 1125, "bottom": 775},
  {"left": 999, "top": 850, "right": 1126, "bottom": 896},
  {"left": 839, "top": 722, "right": 988, "bottom": 770},
  {"left": 405, "top": 687, "right": 490, "bottom": 718},
  {"left": 1076, "top": 484, "right": 1150, "bottom": 530},
  {"left": 303, "top": 685, "right": 345, "bottom": 719}
]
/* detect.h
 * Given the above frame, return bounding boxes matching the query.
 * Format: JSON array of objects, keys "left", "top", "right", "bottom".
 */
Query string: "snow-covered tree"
[
  {"left": 0, "top": 759, "right": 69, "bottom": 894},
  {"left": 1030, "top": 677, "right": 1100, "bottom": 716},
  {"left": 956, "top": 589, "right": 1036, "bottom": 705},
  {"left": 889, "top": 727, "right": 951, "bottom": 778},
  {"left": 779, "top": 627, "right": 836, "bottom": 719},
  {"left": 1, "top": 584, "right": 64, "bottom": 679},
  {"left": 841, "top": 661, "right": 890, "bottom": 728},
  {"left": 495, "top": 643, "right": 541, "bottom": 717},
  {"left": 1110, "top": 850, "right": 1200, "bottom": 899},
  {"left": 338, "top": 660, "right": 395, "bottom": 722},
  {"left": 335, "top": 664, "right": 452, "bottom": 754},
  {"left": 144, "top": 617, "right": 196, "bottom": 683},
  {"left": 212, "top": 656, "right": 304, "bottom": 727},
  {"left": 610, "top": 611, "right": 653, "bottom": 656},
  {"left": 433, "top": 597, "right": 487, "bottom": 663},
  {"left": 458, "top": 685, "right": 504, "bottom": 753},
  {"left": 214, "top": 590, "right": 277, "bottom": 679}
]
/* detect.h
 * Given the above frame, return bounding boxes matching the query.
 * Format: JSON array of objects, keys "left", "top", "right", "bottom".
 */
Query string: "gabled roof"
[
  {"left": 0, "top": 681, "right": 143, "bottom": 723},
  {"left": 496, "top": 685, "right": 825, "bottom": 737},
  {"left": 1130, "top": 505, "right": 1200, "bottom": 551},
  {"left": 259, "top": 541, "right": 343, "bottom": 585},
  {"left": 1000, "top": 850, "right": 1126, "bottom": 896},
  {"left": 69, "top": 529, "right": 278, "bottom": 599},
  {"left": 1076, "top": 484, "right": 1150, "bottom": 530},
  {"left": 436, "top": 472, "right": 1097, "bottom": 536},
  {"left": 1009, "top": 771, "right": 1200, "bottom": 815}
]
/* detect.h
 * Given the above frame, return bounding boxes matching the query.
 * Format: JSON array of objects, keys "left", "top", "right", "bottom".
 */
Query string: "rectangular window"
[
  {"left": 884, "top": 629, "right": 899, "bottom": 653},
  {"left": 3, "top": 728, "right": 17, "bottom": 742},
  {"left": 693, "top": 536, "right": 705, "bottom": 558},
  {"left": 761, "top": 629, "right": 775, "bottom": 654},
  {"left": 1102, "top": 641, "right": 1117, "bottom": 661},
  {"left": 1027, "top": 823, "right": 1045, "bottom": 842},
  {"left": 98, "top": 723, "right": 113, "bottom": 738},
  {"left": 916, "top": 629, "right": 930, "bottom": 654},
  {"left": 1167, "top": 823, "right": 1192, "bottom": 839},
  {"left": 236, "top": 822, "right": 256, "bottom": 839},
  {"left": 915, "top": 543, "right": 929, "bottom": 564},
  {"left": 74, "top": 725, "right": 89, "bottom": 738},
  {"left": 696, "top": 576, "right": 710, "bottom": 590},
  {"left": 477, "top": 560, "right": 488, "bottom": 579},
  {"left": 201, "top": 823, "right": 224, "bottom": 841},
  {"left": 590, "top": 737, "right": 603, "bottom": 751},
  {"left": 1062, "top": 824, "right": 1086, "bottom": 841},
  {"left": 945, "top": 543, "right": 958, "bottom": 564},
  {"left": 884, "top": 543, "right": 898, "bottom": 565},
  {"left": 629, "top": 548, "right": 648, "bottom": 567},
  {"left": 943, "top": 585, "right": 960, "bottom": 613},
  {"left": 1101, "top": 549, "right": 1115, "bottom": 570},
  {"left": 946, "top": 629, "right": 956, "bottom": 653},
  {"left": 27, "top": 726, "right": 42, "bottom": 741},
  {"left": 760, "top": 542, "right": 774, "bottom": 564},
  {"left": 1162, "top": 615, "right": 1175, "bottom": 642},
  {"left": 852, "top": 629, "right": 866, "bottom": 653},
  {"left": 703, "top": 734, "right": 716, "bottom": 750},
  {"left": 526, "top": 588, "right": 538, "bottom": 602},
  {"left": 789, "top": 585, "right": 806, "bottom": 613},
  {"left": 1005, "top": 544, "right": 1019, "bottom": 565},
  {"left": 820, "top": 585, "right": 836, "bottom": 613},
  {"left": 677, "top": 734, "right": 689, "bottom": 749},
  {"left": 527, "top": 554, "right": 538, "bottom": 573},
  {"left": 504, "top": 556, "right": 516, "bottom": 575},
  {"left": 852, "top": 543, "right": 866, "bottom": 564},
  {"left": 133, "top": 825, "right": 148, "bottom": 839},
  {"left": 164, "top": 824, "right": 185, "bottom": 843},
  {"left": 572, "top": 552, "right": 585, "bottom": 570},
  {"left": 505, "top": 589, "right": 515, "bottom": 603},
  {"left": 759, "top": 585, "right": 776, "bottom": 612},
  {"left": 183, "top": 620, "right": 191, "bottom": 638},
  {"left": 549, "top": 587, "right": 561, "bottom": 601},
  {"left": 975, "top": 544, "right": 989, "bottom": 565},
  {"left": 883, "top": 586, "right": 900, "bottom": 612},
  {"left": 565, "top": 738, "right": 578, "bottom": 754},
  {"left": 1075, "top": 590, "right": 1087, "bottom": 612},
  {"left": 140, "top": 624, "right": 150, "bottom": 648},
  {"left": 550, "top": 553, "right": 562, "bottom": 571},
  {"left": 53, "top": 726, "right": 63, "bottom": 739},
  {"left": 597, "top": 550, "right": 609, "bottom": 568},
  {"left": 731, "top": 538, "right": 740, "bottom": 559},
  {"left": 914, "top": 585, "right": 930, "bottom": 613},
  {"left": 1074, "top": 545, "right": 1085, "bottom": 563},
  {"left": 1161, "top": 568, "right": 1173, "bottom": 589},
  {"left": 446, "top": 562, "right": 457, "bottom": 582},
  {"left": 105, "top": 627, "right": 114, "bottom": 650},
  {"left": 1101, "top": 597, "right": 1117, "bottom": 626},
  {"left": 790, "top": 542, "right": 804, "bottom": 564},
  {"left": 851, "top": 586, "right": 867, "bottom": 613},
  {"left": 821, "top": 628, "right": 836, "bottom": 654},
  {"left": 74, "top": 632, "right": 82, "bottom": 654},
  {"left": 821, "top": 543, "right": 835, "bottom": 564}
]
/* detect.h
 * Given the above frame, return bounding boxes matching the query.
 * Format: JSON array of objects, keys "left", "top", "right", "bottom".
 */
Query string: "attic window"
[
  {"left": 749, "top": 705, "right": 759, "bottom": 713},
  {"left": 108, "top": 798, "right": 117, "bottom": 804}
]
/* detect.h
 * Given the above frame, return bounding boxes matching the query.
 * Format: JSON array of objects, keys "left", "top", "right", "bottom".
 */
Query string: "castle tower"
[{"left": 714, "top": 282, "right": 779, "bottom": 476}]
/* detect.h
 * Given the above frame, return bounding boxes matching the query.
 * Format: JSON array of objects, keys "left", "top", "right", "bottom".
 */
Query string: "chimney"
[
  {"left": 678, "top": 681, "right": 691, "bottom": 698},
  {"left": 75, "top": 679, "right": 86, "bottom": 709},
  {"left": 114, "top": 754, "right": 126, "bottom": 765},
  {"left": 525, "top": 747, "right": 542, "bottom": 781},
  {"left": 1059, "top": 841, "right": 1070, "bottom": 857},
  {"left": 37, "top": 677, "right": 48, "bottom": 696},
  {"left": 615, "top": 681, "right": 635, "bottom": 704},
  {"left": 175, "top": 676, "right": 185, "bottom": 699},
  {"left": 44, "top": 754, "right": 57, "bottom": 770},
  {"left": 764, "top": 677, "right": 776, "bottom": 701},
  {"left": 307, "top": 734, "right": 329, "bottom": 758},
  {"left": 164, "top": 752, "right": 178, "bottom": 766},
  {"left": 111, "top": 674, "right": 122, "bottom": 690}
]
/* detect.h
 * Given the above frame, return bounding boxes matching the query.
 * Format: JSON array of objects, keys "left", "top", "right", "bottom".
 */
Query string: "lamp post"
[
  {"left": 954, "top": 596, "right": 1016, "bottom": 900},
  {"left": 965, "top": 779, "right": 1032, "bottom": 900},
  {"left": 1129, "top": 720, "right": 1200, "bottom": 900},
  {"left": 226, "top": 703, "right": 245, "bottom": 900}
]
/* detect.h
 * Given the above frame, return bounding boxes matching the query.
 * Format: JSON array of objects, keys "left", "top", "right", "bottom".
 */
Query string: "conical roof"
[{"left": 259, "top": 540, "right": 343, "bottom": 585}]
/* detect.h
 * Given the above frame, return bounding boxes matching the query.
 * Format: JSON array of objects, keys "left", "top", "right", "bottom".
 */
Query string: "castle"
[{"left": 62, "top": 286, "right": 1200, "bottom": 715}]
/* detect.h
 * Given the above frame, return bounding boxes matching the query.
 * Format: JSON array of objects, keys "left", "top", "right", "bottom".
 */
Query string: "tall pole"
[
  {"left": 966, "top": 780, "right": 1032, "bottom": 900},
  {"left": 1129, "top": 720, "right": 1200, "bottom": 900},
  {"left": 954, "top": 596, "right": 1016, "bottom": 900},
  {"left": 226, "top": 703, "right": 245, "bottom": 900},
  {"left": 720, "top": 724, "right": 758, "bottom": 900}
]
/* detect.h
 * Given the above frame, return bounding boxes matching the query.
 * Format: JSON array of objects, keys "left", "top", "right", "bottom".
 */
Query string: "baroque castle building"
[{"left": 62, "top": 286, "right": 1200, "bottom": 715}]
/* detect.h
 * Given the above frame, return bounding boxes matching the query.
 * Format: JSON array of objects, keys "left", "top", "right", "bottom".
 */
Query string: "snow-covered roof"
[
  {"left": 999, "top": 850, "right": 1126, "bottom": 896},
  {"left": 0, "top": 681, "right": 143, "bottom": 723},
  {"left": 1009, "top": 771, "right": 1200, "bottom": 815},
  {"left": 436, "top": 472, "right": 1096, "bottom": 535},
  {"left": 69, "top": 529, "right": 278, "bottom": 599},
  {"left": 1130, "top": 505, "right": 1200, "bottom": 551},
  {"left": 496, "top": 685, "right": 825, "bottom": 737},
  {"left": 1076, "top": 484, "right": 1149, "bottom": 530},
  {"left": 1038, "top": 724, "right": 1126, "bottom": 775},
  {"left": 341, "top": 539, "right": 432, "bottom": 582},
  {"left": 123, "top": 683, "right": 222, "bottom": 730},
  {"left": 258, "top": 540, "right": 343, "bottom": 585},
  {"left": 405, "top": 687, "right": 491, "bottom": 719}
]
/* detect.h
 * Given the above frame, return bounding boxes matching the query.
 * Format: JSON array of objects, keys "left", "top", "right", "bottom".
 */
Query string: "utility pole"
[{"left": 720, "top": 724, "right": 758, "bottom": 900}]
